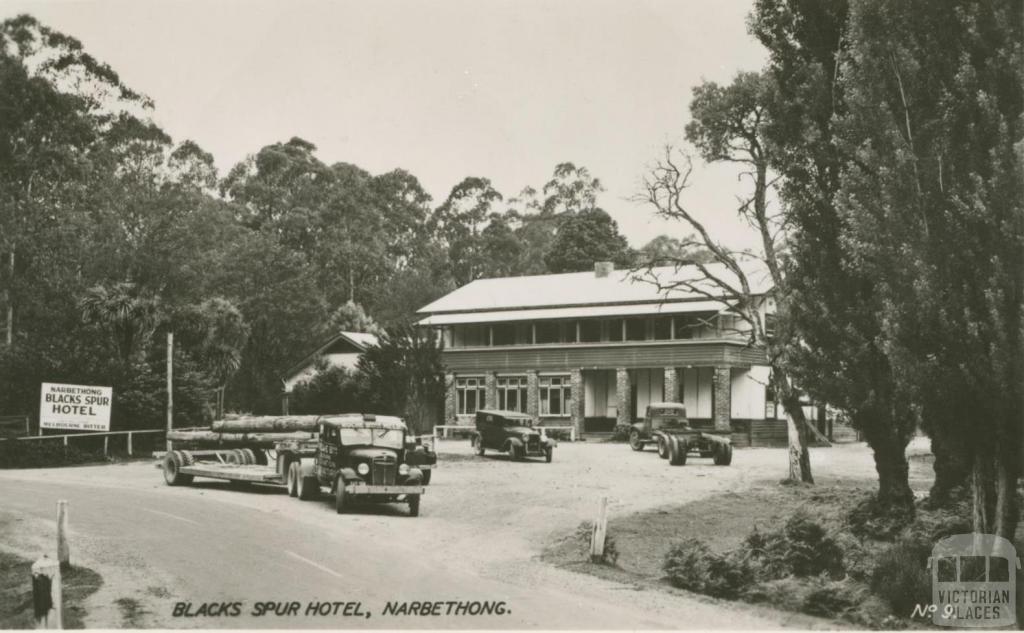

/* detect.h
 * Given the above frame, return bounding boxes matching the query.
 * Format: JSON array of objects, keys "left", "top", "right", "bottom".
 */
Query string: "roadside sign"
[{"left": 39, "top": 383, "right": 113, "bottom": 431}]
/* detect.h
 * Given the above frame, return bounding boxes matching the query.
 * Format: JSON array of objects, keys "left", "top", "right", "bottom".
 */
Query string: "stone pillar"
[
  {"left": 662, "top": 367, "right": 679, "bottom": 403},
  {"left": 569, "top": 368, "right": 584, "bottom": 438},
  {"left": 484, "top": 372, "right": 497, "bottom": 411},
  {"left": 713, "top": 366, "right": 732, "bottom": 431},
  {"left": 526, "top": 370, "right": 540, "bottom": 421},
  {"left": 444, "top": 372, "right": 457, "bottom": 423},
  {"left": 615, "top": 368, "right": 631, "bottom": 427}
]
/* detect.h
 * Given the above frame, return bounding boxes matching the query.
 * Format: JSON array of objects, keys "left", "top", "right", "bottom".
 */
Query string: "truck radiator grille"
[{"left": 372, "top": 457, "right": 396, "bottom": 485}]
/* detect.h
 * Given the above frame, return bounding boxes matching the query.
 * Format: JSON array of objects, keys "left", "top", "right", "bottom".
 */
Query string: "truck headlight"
[
  {"left": 399, "top": 463, "right": 410, "bottom": 475},
  {"left": 357, "top": 463, "right": 370, "bottom": 476}
]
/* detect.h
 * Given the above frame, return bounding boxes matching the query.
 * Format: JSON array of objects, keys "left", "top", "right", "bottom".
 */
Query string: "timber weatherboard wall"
[{"left": 440, "top": 340, "right": 767, "bottom": 373}]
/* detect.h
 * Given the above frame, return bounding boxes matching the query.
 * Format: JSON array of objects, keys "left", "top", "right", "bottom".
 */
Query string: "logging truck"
[{"left": 160, "top": 414, "right": 431, "bottom": 516}]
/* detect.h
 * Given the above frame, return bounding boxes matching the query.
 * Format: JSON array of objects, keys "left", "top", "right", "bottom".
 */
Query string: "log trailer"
[{"left": 159, "top": 414, "right": 434, "bottom": 516}]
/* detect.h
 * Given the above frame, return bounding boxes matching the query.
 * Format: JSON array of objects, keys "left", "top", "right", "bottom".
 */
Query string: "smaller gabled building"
[
  {"left": 281, "top": 331, "right": 379, "bottom": 410},
  {"left": 416, "top": 261, "right": 794, "bottom": 446}
]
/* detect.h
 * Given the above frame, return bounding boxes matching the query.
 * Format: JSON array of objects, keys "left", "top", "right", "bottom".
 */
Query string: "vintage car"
[
  {"left": 471, "top": 409, "right": 555, "bottom": 462},
  {"left": 628, "top": 402, "right": 733, "bottom": 466},
  {"left": 403, "top": 435, "right": 437, "bottom": 484}
]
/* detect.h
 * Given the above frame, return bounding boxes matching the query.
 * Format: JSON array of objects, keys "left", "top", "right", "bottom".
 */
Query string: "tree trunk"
[
  {"left": 4, "top": 250, "right": 12, "bottom": 345},
  {"left": 928, "top": 430, "right": 969, "bottom": 504},
  {"left": 994, "top": 452, "right": 1020, "bottom": 541},
  {"left": 783, "top": 402, "right": 814, "bottom": 484},
  {"left": 970, "top": 455, "right": 997, "bottom": 535},
  {"left": 870, "top": 426, "right": 915, "bottom": 509}
]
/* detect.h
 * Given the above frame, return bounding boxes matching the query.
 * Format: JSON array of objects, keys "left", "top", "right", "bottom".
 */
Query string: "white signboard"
[{"left": 39, "top": 383, "right": 113, "bottom": 431}]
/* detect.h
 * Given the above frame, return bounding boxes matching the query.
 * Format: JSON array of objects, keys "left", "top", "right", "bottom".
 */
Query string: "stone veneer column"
[
  {"left": 484, "top": 372, "right": 497, "bottom": 411},
  {"left": 662, "top": 367, "right": 679, "bottom": 403},
  {"left": 444, "top": 372, "right": 457, "bottom": 424},
  {"left": 569, "top": 368, "right": 584, "bottom": 438},
  {"left": 615, "top": 368, "right": 631, "bottom": 427},
  {"left": 713, "top": 366, "right": 732, "bottom": 431},
  {"left": 526, "top": 370, "right": 540, "bottom": 421}
]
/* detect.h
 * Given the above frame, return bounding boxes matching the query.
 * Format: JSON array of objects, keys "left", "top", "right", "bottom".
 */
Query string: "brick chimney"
[{"left": 594, "top": 261, "right": 614, "bottom": 278}]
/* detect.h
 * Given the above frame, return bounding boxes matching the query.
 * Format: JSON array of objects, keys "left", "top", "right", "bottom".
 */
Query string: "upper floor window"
[
  {"left": 625, "top": 318, "right": 646, "bottom": 341},
  {"left": 579, "top": 319, "right": 601, "bottom": 343},
  {"left": 653, "top": 316, "right": 672, "bottom": 340}
]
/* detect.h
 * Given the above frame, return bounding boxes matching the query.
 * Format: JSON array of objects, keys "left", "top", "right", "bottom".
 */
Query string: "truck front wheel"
[
  {"left": 408, "top": 494, "right": 420, "bottom": 517},
  {"left": 421, "top": 469, "right": 432, "bottom": 485},
  {"left": 657, "top": 437, "right": 669, "bottom": 459},
  {"left": 335, "top": 478, "right": 347, "bottom": 514}
]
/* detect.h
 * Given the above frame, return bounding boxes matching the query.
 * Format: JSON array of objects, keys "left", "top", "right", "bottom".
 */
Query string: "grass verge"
[{"left": 0, "top": 551, "right": 103, "bottom": 629}]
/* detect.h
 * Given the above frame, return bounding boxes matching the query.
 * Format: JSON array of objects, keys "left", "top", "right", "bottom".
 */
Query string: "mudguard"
[
  {"left": 338, "top": 467, "right": 359, "bottom": 482},
  {"left": 405, "top": 467, "right": 423, "bottom": 483},
  {"left": 505, "top": 437, "right": 525, "bottom": 451}
]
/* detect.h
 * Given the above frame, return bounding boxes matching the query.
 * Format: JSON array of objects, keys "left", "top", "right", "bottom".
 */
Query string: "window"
[
  {"left": 540, "top": 375, "right": 572, "bottom": 417},
  {"left": 765, "top": 386, "right": 776, "bottom": 419},
  {"left": 653, "top": 317, "right": 672, "bottom": 340},
  {"left": 625, "top": 318, "right": 646, "bottom": 341},
  {"left": 515, "top": 323, "right": 532, "bottom": 345},
  {"left": 536, "top": 323, "right": 561, "bottom": 342},
  {"left": 453, "top": 325, "right": 486, "bottom": 347},
  {"left": 673, "top": 315, "right": 700, "bottom": 339},
  {"left": 496, "top": 376, "right": 528, "bottom": 412},
  {"left": 579, "top": 319, "right": 601, "bottom": 342},
  {"left": 607, "top": 319, "right": 624, "bottom": 342},
  {"left": 492, "top": 323, "right": 515, "bottom": 346},
  {"left": 456, "top": 377, "right": 487, "bottom": 415}
]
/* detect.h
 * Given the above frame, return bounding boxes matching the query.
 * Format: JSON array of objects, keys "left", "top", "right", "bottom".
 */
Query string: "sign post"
[
  {"left": 166, "top": 332, "right": 173, "bottom": 451},
  {"left": 38, "top": 384, "right": 112, "bottom": 432}
]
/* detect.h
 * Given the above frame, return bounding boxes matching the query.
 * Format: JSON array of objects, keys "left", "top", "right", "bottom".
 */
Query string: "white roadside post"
[
  {"left": 31, "top": 556, "right": 62, "bottom": 629},
  {"left": 590, "top": 496, "right": 609, "bottom": 563},
  {"left": 166, "top": 332, "right": 173, "bottom": 451},
  {"left": 56, "top": 500, "right": 69, "bottom": 571}
]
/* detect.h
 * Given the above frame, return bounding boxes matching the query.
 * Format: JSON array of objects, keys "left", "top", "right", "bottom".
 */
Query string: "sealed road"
[{"left": 0, "top": 441, "right": 891, "bottom": 628}]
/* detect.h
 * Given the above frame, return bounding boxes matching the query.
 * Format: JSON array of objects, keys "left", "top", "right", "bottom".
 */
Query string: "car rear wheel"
[
  {"left": 629, "top": 429, "right": 644, "bottom": 451},
  {"left": 473, "top": 435, "right": 485, "bottom": 456},
  {"left": 408, "top": 494, "right": 420, "bottom": 517},
  {"left": 668, "top": 436, "right": 688, "bottom": 466},
  {"left": 657, "top": 437, "right": 669, "bottom": 459}
]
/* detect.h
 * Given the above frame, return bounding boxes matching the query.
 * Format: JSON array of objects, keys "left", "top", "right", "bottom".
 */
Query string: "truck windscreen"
[{"left": 339, "top": 428, "right": 404, "bottom": 449}]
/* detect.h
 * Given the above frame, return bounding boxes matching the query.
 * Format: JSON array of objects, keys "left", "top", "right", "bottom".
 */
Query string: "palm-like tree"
[{"left": 79, "top": 283, "right": 159, "bottom": 367}]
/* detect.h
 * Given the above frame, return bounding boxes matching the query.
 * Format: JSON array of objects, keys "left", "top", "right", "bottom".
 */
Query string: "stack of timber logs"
[{"left": 167, "top": 415, "right": 321, "bottom": 447}]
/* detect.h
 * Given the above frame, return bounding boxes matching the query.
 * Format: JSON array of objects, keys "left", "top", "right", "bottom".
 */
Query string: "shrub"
[
  {"left": 663, "top": 538, "right": 754, "bottom": 599},
  {"left": 869, "top": 534, "right": 932, "bottom": 618},
  {"left": 610, "top": 424, "right": 632, "bottom": 442},
  {"left": 0, "top": 441, "right": 105, "bottom": 469},
  {"left": 575, "top": 521, "right": 619, "bottom": 565},
  {"left": 745, "top": 512, "right": 845, "bottom": 579},
  {"left": 845, "top": 493, "right": 915, "bottom": 541}
]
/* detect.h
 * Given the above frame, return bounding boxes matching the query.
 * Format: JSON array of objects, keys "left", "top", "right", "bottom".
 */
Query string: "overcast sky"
[{"left": 4, "top": 0, "right": 768, "bottom": 250}]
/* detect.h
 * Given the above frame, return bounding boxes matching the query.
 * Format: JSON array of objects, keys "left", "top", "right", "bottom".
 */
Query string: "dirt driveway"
[{"left": 0, "top": 438, "right": 931, "bottom": 628}]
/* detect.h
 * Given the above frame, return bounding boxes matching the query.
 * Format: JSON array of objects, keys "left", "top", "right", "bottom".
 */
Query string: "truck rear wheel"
[
  {"left": 408, "top": 494, "right": 420, "bottom": 517},
  {"left": 335, "top": 478, "right": 347, "bottom": 514},
  {"left": 163, "top": 451, "right": 193, "bottom": 486},
  {"left": 286, "top": 461, "right": 299, "bottom": 497},
  {"left": 668, "top": 437, "right": 688, "bottom": 466},
  {"left": 297, "top": 473, "right": 318, "bottom": 500},
  {"left": 714, "top": 444, "right": 733, "bottom": 466},
  {"left": 657, "top": 437, "right": 669, "bottom": 459}
]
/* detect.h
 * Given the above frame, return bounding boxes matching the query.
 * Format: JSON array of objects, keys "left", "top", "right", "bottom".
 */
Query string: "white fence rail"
[{"left": 10, "top": 429, "right": 165, "bottom": 457}]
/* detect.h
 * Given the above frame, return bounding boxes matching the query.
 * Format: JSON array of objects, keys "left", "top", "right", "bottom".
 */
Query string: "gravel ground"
[{"left": 0, "top": 436, "right": 934, "bottom": 629}]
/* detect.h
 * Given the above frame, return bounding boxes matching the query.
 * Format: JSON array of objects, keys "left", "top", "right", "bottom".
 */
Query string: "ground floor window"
[
  {"left": 540, "top": 375, "right": 572, "bottom": 416},
  {"left": 497, "top": 376, "right": 528, "bottom": 412},
  {"left": 456, "top": 377, "right": 486, "bottom": 415}
]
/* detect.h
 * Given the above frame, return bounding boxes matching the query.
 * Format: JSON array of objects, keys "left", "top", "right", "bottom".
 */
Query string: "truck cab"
[{"left": 288, "top": 414, "right": 426, "bottom": 515}]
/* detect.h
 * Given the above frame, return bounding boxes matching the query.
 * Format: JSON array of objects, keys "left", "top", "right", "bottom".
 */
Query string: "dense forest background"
[{"left": 0, "top": 15, "right": 707, "bottom": 426}]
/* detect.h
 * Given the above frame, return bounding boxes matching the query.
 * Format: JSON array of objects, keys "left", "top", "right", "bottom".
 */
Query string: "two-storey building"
[{"left": 417, "top": 261, "right": 792, "bottom": 447}]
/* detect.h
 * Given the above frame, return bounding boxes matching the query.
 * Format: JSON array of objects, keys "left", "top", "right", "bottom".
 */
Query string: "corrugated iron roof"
[
  {"left": 416, "top": 299, "right": 728, "bottom": 326},
  {"left": 417, "top": 261, "right": 771, "bottom": 315}
]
